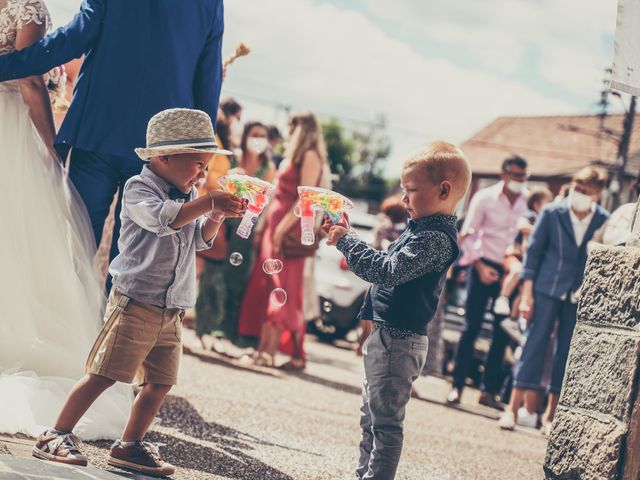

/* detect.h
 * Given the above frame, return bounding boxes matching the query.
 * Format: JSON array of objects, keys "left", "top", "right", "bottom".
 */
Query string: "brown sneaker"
[
  {"left": 32, "top": 431, "right": 88, "bottom": 466},
  {"left": 108, "top": 441, "right": 175, "bottom": 477}
]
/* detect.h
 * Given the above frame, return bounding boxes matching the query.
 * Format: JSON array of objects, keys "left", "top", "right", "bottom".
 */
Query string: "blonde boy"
[{"left": 324, "top": 141, "right": 471, "bottom": 479}]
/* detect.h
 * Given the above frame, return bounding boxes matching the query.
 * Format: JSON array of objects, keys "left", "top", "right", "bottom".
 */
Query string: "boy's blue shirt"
[{"left": 336, "top": 214, "right": 459, "bottom": 335}]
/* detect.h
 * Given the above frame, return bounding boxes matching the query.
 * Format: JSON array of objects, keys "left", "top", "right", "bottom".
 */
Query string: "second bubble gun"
[
  {"left": 295, "top": 186, "right": 354, "bottom": 245},
  {"left": 217, "top": 174, "right": 275, "bottom": 238}
]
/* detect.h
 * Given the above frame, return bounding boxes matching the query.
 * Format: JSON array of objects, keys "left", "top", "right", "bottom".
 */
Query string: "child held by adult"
[
  {"left": 32, "top": 109, "right": 245, "bottom": 476},
  {"left": 324, "top": 142, "right": 471, "bottom": 480}
]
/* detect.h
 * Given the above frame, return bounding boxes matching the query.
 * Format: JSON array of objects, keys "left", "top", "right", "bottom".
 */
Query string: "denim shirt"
[
  {"left": 337, "top": 215, "right": 459, "bottom": 335},
  {"left": 110, "top": 166, "right": 213, "bottom": 309}
]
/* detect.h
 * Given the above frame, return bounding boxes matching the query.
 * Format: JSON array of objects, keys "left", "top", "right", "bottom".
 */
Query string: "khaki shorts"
[{"left": 86, "top": 290, "right": 184, "bottom": 385}]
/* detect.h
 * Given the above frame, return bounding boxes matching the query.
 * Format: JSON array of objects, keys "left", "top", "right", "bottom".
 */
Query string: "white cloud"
[
  {"left": 222, "top": 0, "right": 576, "bottom": 175},
  {"left": 363, "top": 0, "right": 617, "bottom": 100},
  {"left": 45, "top": 0, "right": 587, "bottom": 176}
]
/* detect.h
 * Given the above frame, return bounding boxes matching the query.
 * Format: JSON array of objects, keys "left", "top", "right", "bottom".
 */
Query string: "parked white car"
[{"left": 310, "top": 210, "right": 376, "bottom": 340}]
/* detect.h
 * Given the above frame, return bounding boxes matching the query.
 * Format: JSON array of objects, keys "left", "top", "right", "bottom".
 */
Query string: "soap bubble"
[
  {"left": 322, "top": 300, "right": 333, "bottom": 313},
  {"left": 229, "top": 252, "right": 243, "bottom": 266},
  {"left": 262, "top": 258, "right": 283, "bottom": 275},
  {"left": 270, "top": 288, "right": 287, "bottom": 307}
]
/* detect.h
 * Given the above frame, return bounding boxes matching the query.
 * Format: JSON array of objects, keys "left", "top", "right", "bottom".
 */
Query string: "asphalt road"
[{"left": 0, "top": 329, "right": 547, "bottom": 479}]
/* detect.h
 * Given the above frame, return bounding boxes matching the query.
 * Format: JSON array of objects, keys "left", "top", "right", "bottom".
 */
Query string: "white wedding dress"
[{"left": 0, "top": 0, "right": 132, "bottom": 440}]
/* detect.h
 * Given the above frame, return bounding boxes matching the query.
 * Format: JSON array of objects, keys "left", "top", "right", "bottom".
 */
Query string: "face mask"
[
  {"left": 569, "top": 189, "right": 593, "bottom": 212},
  {"left": 248, "top": 137, "right": 268, "bottom": 155},
  {"left": 506, "top": 180, "right": 526, "bottom": 194}
]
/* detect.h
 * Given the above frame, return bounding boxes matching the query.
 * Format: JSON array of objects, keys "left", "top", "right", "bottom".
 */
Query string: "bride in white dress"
[{"left": 0, "top": 0, "right": 132, "bottom": 440}]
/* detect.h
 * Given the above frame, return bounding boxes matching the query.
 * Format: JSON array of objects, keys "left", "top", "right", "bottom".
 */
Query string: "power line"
[{"left": 221, "top": 87, "right": 446, "bottom": 140}]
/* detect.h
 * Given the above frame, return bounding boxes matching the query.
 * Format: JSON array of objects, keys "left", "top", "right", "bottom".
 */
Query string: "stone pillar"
[{"left": 543, "top": 212, "right": 640, "bottom": 478}]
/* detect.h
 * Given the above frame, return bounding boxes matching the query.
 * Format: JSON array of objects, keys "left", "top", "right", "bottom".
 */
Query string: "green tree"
[
  {"left": 352, "top": 114, "right": 391, "bottom": 182},
  {"left": 321, "top": 118, "right": 354, "bottom": 177},
  {"left": 322, "top": 116, "right": 392, "bottom": 203}
]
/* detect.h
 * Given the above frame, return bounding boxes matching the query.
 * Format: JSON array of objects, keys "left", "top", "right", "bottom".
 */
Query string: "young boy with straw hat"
[{"left": 32, "top": 108, "right": 246, "bottom": 477}]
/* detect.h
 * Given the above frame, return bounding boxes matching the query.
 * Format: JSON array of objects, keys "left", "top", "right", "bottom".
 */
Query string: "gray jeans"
[{"left": 356, "top": 326, "right": 428, "bottom": 480}]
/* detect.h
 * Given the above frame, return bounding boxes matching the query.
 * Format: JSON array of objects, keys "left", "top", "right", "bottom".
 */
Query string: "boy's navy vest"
[{"left": 371, "top": 221, "right": 459, "bottom": 335}]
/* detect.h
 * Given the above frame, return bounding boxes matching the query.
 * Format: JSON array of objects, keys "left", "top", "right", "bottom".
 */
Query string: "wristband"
[{"left": 206, "top": 210, "right": 226, "bottom": 223}]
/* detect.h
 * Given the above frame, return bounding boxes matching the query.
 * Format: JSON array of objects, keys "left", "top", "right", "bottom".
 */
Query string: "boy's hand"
[
  {"left": 322, "top": 212, "right": 350, "bottom": 234},
  {"left": 209, "top": 191, "right": 246, "bottom": 217},
  {"left": 326, "top": 225, "right": 350, "bottom": 246}
]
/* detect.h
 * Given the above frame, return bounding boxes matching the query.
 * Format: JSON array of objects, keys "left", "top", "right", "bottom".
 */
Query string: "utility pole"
[
  {"left": 598, "top": 68, "right": 612, "bottom": 130},
  {"left": 611, "top": 94, "right": 637, "bottom": 209}
]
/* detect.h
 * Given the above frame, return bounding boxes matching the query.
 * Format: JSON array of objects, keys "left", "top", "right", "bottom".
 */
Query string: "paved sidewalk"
[
  {"left": 0, "top": 330, "right": 547, "bottom": 479},
  {"left": 0, "top": 454, "right": 125, "bottom": 479}
]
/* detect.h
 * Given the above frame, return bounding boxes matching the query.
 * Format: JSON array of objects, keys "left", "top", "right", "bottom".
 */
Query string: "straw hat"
[{"left": 135, "top": 108, "right": 232, "bottom": 160}]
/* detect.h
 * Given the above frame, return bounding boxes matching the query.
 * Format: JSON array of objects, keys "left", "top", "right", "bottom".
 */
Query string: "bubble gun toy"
[
  {"left": 217, "top": 174, "right": 275, "bottom": 238},
  {"left": 296, "top": 186, "right": 354, "bottom": 245}
]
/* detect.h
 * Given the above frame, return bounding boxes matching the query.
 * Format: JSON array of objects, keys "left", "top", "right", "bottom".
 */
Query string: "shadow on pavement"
[
  {"left": 183, "top": 346, "right": 283, "bottom": 379},
  {"left": 159, "top": 395, "right": 318, "bottom": 455},
  {"left": 148, "top": 432, "right": 294, "bottom": 480},
  {"left": 90, "top": 433, "right": 293, "bottom": 480},
  {"left": 287, "top": 371, "right": 362, "bottom": 396},
  {"left": 304, "top": 352, "right": 361, "bottom": 373},
  {"left": 88, "top": 395, "right": 297, "bottom": 479}
]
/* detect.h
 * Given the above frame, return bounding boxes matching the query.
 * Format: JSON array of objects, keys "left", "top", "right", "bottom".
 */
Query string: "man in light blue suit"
[
  {"left": 499, "top": 166, "right": 609, "bottom": 431},
  {"left": 0, "top": 0, "right": 225, "bottom": 287}
]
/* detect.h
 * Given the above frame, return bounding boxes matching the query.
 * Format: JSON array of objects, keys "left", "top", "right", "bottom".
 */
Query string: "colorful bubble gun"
[
  {"left": 296, "top": 186, "right": 354, "bottom": 245},
  {"left": 217, "top": 174, "right": 275, "bottom": 238}
]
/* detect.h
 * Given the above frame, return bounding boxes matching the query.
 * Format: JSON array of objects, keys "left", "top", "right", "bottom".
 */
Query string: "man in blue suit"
[
  {"left": 498, "top": 166, "right": 609, "bottom": 432},
  {"left": 0, "top": 0, "right": 225, "bottom": 287}
]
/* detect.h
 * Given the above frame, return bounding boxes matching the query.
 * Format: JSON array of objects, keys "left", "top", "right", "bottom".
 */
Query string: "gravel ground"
[{"left": 71, "top": 328, "right": 547, "bottom": 480}]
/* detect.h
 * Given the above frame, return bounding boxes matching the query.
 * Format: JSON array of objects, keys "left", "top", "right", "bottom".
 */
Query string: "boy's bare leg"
[
  {"left": 54, "top": 374, "right": 116, "bottom": 432},
  {"left": 121, "top": 384, "right": 172, "bottom": 442}
]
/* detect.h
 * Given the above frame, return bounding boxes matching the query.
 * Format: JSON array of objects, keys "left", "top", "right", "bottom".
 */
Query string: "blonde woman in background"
[{"left": 238, "top": 112, "right": 328, "bottom": 369}]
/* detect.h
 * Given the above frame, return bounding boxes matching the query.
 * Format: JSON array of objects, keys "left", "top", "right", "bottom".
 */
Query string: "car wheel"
[{"left": 307, "top": 318, "right": 350, "bottom": 342}]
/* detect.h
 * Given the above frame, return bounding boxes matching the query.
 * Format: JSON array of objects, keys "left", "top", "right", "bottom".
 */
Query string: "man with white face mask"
[
  {"left": 499, "top": 167, "right": 609, "bottom": 432},
  {"left": 448, "top": 156, "right": 529, "bottom": 408}
]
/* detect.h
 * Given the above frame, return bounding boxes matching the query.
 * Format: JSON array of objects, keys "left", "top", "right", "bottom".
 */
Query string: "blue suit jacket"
[
  {"left": 521, "top": 199, "right": 609, "bottom": 299},
  {"left": 0, "top": 0, "right": 224, "bottom": 161}
]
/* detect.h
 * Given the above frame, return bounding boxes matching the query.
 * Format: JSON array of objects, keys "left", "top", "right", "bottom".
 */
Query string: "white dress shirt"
[{"left": 569, "top": 204, "right": 595, "bottom": 246}]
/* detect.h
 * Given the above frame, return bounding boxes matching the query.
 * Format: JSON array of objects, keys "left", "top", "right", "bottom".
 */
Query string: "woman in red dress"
[{"left": 237, "top": 112, "right": 327, "bottom": 369}]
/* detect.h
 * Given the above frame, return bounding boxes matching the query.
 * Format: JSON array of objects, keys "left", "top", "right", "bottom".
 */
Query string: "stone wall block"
[
  {"left": 578, "top": 246, "right": 640, "bottom": 329},
  {"left": 561, "top": 324, "right": 640, "bottom": 421},
  {"left": 544, "top": 406, "right": 627, "bottom": 480}
]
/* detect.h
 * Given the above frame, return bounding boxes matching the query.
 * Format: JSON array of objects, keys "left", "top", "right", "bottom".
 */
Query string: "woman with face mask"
[
  {"left": 499, "top": 167, "right": 609, "bottom": 433},
  {"left": 195, "top": 122, "right": 275, "bottom": 354},
  {"left": 238, "top": 112, "right": 329, "bottom": 369}
]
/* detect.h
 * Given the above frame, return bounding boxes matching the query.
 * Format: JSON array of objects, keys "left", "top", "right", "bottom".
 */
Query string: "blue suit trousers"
[
  {"left": 513, "top": 292, "right": 578, "bottom": 394},
  {"left": 65, "top": 148, "right": 143, "bottom": 289}
]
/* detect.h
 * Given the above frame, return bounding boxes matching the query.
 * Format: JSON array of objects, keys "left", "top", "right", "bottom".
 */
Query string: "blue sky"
[{"left": 46, "top": 0, "right": 620, "bottom": 176}]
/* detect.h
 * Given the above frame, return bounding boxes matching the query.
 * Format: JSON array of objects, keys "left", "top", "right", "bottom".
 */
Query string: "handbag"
[
  {"left": 281, "top": 227, "right": 324, "bottom": 258},
  {"left": 280, "top": 162, "right": 331, "bottom": 258}
]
